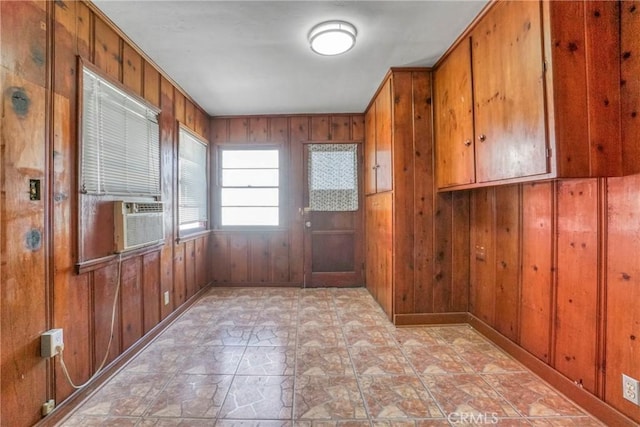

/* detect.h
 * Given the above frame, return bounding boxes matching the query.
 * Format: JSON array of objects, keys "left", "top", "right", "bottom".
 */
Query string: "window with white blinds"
[
  {"left": 81, "top": 67, "right": 160, "bottom": 196},
  {"left": 179, "top": 127, "right": 209, "bottom": 233}
]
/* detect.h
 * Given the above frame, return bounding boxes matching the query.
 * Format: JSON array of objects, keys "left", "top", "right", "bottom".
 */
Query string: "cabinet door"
[
  {"left": 364, "top": 105, "right": 377, "bottom": 195},
  {"left": 375, "top": 79, "right": 393, "bottom": 193},
  {"left": 472, "top": 0, "right": 548, "bottom": 183},
  {"left": 434, "top": 38, "right": 475, "bottom": 188}
]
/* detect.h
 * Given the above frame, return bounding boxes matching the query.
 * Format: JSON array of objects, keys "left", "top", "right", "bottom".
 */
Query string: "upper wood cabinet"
[
  {"left": 435, "top": 0, "right": 622, "bottom": 190},
  {"left": 365, "top": 78, "right": 392, "bottom": 195}
]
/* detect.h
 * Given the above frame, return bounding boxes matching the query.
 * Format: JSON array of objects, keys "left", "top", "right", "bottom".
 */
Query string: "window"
[
  {"left": 308, "top": 144, "right": 358, "bottom": 211},
  {"left": 179, "top": 127, "right": 209, "bottom": 234},
  {"left": 219, "top": 148, "right": 279, "bottom": 226},
  {"left": 81, "top": 67, "right": 160, "bottom": 196}
]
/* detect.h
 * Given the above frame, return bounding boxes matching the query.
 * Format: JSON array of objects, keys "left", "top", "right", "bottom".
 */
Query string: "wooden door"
[
  {"left": 303, "top": 143, "right": 363, "bottom": 287},
  {"left": 471, "top": 0, "right": 549, "bottom": 183},
  {"left": 375, "top": 78, "right": 393, "bottom": 192},
  {"left": 364, "top": 105, "right": 377, "bottom": 195},
  {"left": 434, "top": 38, "right": 476, "bottom": 188}
]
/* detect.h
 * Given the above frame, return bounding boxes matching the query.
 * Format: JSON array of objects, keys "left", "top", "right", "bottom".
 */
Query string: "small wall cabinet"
[
  {"left": 364, "top": 78, "right": 392, "bottom": 195},
  {"left": 435, "top": 0, "right": 623, "bottom": 190}
]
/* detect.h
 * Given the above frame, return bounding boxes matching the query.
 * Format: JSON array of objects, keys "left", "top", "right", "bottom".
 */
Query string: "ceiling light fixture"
[{"left": 308, "top": 20, "right": 357, "bottom": 56}]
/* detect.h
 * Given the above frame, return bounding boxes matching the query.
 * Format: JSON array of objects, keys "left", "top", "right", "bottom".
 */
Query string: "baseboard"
[
  {"left": 393, "top": 312, "right": 468, "bottom": 326},
  {"left": 36, "top": 284, "right": 211, "bottom": 427},
  {"left": 467, "top": 314, "right": 638, "bottom": 427}
]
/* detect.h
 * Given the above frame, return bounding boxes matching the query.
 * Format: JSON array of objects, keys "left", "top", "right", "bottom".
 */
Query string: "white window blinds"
[
  {"left": 178, "top": 127, "right": 208, "bottom": 232},
  {"left": 81, "top": 68, "right": 160, "bottom": 196}
]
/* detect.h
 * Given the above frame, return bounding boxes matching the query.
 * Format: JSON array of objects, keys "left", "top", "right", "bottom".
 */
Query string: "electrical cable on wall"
[{"left": 57, "top": 253, "right": 123, "bottom": 389}]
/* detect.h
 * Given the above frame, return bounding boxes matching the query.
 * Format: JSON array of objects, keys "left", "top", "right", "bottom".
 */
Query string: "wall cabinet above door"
[
  {"left": 365, "top": 78, "right": 392, "bottom": 195},
  {"left": 435, "top": 0, "right": 623, "bottom": 191}
]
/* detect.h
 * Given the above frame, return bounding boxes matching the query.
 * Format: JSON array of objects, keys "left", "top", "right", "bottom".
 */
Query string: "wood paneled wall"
[
  {"left": 210, "top": 115, "right": 364, "bottom": 285},
  {"left": 468, "top": 177, "right": 640, "bottom": 423},
  {"left": 1, "top": 2, "right": 212, "bottom": 426}
]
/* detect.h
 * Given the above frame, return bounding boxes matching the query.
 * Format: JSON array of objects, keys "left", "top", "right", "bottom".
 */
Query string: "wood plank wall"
[
  {"left": 210, "top": 115, "right": 364, "bottom": 285},
  {"left": 0, "top": 2, "right": 212, "bottom": 426},
  {"left": 468, "top": 178, "right": 640, "bottom": 423}
]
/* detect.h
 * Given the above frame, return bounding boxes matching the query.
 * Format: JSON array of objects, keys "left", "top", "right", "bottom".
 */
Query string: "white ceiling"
[{"left": 93, "top": 1, "right": 488, "bottom": 116}]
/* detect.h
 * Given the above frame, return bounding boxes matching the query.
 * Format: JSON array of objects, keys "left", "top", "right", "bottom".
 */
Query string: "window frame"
[
  {"left": 178, "top": 124, "right": 210, "bottom": 237},
  {"left": 215, "top": 144, "right": 284, "bottom": 230},
  {"left": 78, "top": 60, "right": 161, "bottom": 197}
]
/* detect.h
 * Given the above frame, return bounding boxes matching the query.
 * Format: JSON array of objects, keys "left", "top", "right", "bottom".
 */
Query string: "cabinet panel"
[
  {"left": 365, "top": 106, "right": 377, "bottom": 195},
  {"left": 472, "top": 0, "right": 548, "bottom": 183},
  {"left": 375, "top": 79, "right": 393, "bottom": 192},
  {"left": 434, "top": 38, "right": 475, "bottom": 187}
]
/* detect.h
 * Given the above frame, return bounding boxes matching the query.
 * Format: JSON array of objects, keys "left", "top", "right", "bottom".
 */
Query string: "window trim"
[
  {"left": 178, "top": 124, "right": 210, "bottom": 237},
  {"left": 215, "top": 144, "right": 285, "bottom": 230}
]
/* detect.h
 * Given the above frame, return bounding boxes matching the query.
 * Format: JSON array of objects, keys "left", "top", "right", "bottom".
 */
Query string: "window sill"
[{"left": 176, "top": 229, "right": 213, "bottom": 244}]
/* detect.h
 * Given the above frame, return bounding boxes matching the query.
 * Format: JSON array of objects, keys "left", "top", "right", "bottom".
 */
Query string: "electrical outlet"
[
  {"left": 41, "top": 399, "right": 55, "bottom": 416},
  {"left": 41, "top": 329, "right": 64, "bottom": 358},
  {"left": 163, "top": 291, "right": 170, "bottom": 306},
  {"left": 622, "top": 374, "right": 640, "bottom": 405}
]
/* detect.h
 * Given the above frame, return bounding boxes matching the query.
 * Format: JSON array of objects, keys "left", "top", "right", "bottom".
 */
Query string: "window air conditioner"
[{"left": 114, "top": 201, "right": 164, "bottom": 253}]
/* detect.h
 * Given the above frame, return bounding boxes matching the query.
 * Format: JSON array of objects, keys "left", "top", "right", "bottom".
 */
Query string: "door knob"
[{"left": 305, "top": 221, "right": 312, "bottom": 228}]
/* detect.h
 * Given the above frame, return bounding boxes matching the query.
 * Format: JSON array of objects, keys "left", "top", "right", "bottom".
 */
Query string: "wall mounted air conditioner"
[{"left": 114, "top": 201, "right": 164, "bottom": 253}]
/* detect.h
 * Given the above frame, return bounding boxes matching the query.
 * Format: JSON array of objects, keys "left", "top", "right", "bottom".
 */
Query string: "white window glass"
[
  {"left": 308, "top": 144, "right": 358, "bottom": 211},
  {"left": 179, "top": 127, "right": 208, "bottom": 233},
  {"left": 81, "top": 67, "right": 160, "bottom": 196},
  {"left": 219, "top": 148, "right": 279, "bottom": 226}
]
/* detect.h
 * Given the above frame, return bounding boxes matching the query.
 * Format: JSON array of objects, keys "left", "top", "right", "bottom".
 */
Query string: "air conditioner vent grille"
[{"left": 114, "top": 201, "right": 164, "bottom": 252}]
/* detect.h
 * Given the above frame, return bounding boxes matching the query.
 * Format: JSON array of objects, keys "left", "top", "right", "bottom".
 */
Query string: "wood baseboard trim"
[
  {"left": 393, "top": 312, "right": 468, "bottom": 326},
  {"left": 467, "top": 314, "right": 637, "bottom": 427},
  {"left": 37, "top": 285, "right": 211, "bottom": 427}
]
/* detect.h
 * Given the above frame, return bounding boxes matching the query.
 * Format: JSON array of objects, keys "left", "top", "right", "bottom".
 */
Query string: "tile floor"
[{"left": 59, "top": 287, "right": 604, "bottom": 426}]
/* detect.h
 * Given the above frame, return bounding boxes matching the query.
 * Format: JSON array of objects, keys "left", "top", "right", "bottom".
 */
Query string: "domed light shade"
[{"left": 308, "top": 21, "right": 357, "bottom": 56}]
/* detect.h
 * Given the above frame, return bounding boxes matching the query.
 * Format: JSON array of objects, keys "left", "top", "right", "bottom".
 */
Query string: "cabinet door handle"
[
  {"left": 478, "top": 134, "right": 486, "bottom": 143},
  {"left": 464, "top": 139, "right": 472, "bottom": 147}
]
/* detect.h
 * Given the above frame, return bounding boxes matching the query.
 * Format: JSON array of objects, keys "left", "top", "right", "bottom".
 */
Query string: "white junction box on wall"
[{"left": 41, "top": 329, "right": 64, "bottom": 358}]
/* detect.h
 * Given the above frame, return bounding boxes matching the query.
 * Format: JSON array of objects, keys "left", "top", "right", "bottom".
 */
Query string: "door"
[{"left": 302, "top": 143, "right": 363, "bottom": 287}]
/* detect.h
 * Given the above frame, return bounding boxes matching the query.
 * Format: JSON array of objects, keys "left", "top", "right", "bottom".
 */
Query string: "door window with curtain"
[
  {"left": 178, "top": 126, "right": 209, "bottom": 234},
  {"left": 308, "top": 143, "right": 358, "bottom": 211}
]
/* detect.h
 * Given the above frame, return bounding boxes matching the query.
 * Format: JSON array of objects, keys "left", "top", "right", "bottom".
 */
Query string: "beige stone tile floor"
[{"left": 58, "top": 287, "right": 604, "bottom": 426}]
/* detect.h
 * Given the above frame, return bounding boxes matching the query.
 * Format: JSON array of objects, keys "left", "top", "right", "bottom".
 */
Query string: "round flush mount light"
[{"left": 308, "top": 20, "right": 357, "bottom": 56}]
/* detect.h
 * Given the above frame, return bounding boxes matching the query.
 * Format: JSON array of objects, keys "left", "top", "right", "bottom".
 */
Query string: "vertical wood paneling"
[
  {"left": 621, "top": 1, "right": 640, "bottom": 175},
  {"left": 288, "top": 116, "right": 308, "bottom": 283},
  {"left": 53, "top": 1, "right": 77, "bottom": 98},
  {"left": 331, "top": 115, "right": 351, "bottom": 140},
  {"left": 1, "top": 69, "right": 48, "bottom": 427},
  {"left": 605, "top": 174, "right": 640, "bottom": 420},
  {"left": 143, "top": 61, "right": 160, "bottom": 108},
  {"left": 173, "top": 244, "right": 186, "bottom": 307},
  {"left": 555, "top": 180, "right": 599, "bottom": 392},
  {"left": 450, "top": 191, "right": 470, "bottom": 311},
  {"left": 211, "top": 234, "right": 231, "bottom": 283},
  {"left": 185, "top": 240, "right": 197, "bottom": 298},
  {"left": 75, "top": 2, "right": 92, "bottom": 61},
  {"left": 211, "top": 118, "right": 228, "bottom": 143},
  {"left": 228, "top": 118, "right": 249, "bottom": 142},
  {"left": 122, "top": 42, "right": 143, "bottom": 97},
  {"left": 584, "top": 1, "right": 621, "bottom": 176},
  {"left": 195, "top": 236, "right": 209, "bottom": 288},
  {"left": 185, "top": 99, "right": 195, "bottom": 130},
  {"left": 352, "top": 115, "right": 365, "bottom": 141},
  {"left": 92, "top": 264, "right": 121, "bottom": 368},
  {"left": 142, "top": 251, "right": 161, "bottom": 333},
  {"left": 93, "top": 18, "right": 121, "bottom": 81},
  {"left": 121, "top": 257, "right": 143, "bottom": 351},
  {"left": 251, "top": 234, "right": 270, "bottom": 282},
  {"left": 470, "top": 187, "right": 496, "bottom": 324},
  {"left": 520, "top": 182, "right": 554, "bottom": 362},
  {"left": 311, "top": 115, "right": 330, "bottom": 140},
  {"left": 433, "top": 193, "right": 453, "bottom": 313},
  {"left": 230, "top": 235, "right": 250, "bottom": 283},
  {"left": 174, "top": 90, "right": 186, "bottom": 124},
  {"left": 493, "top": 185, "right": 521, "bottom": 341},
  {"left": 392, "top": 72, "right": 415, "bottom": 315},
  {"left": 414, "top": 71, "right": 436, "bottom": 313},
  {"left": 249, "top": 117, "right": 268, "bottom": 142},
  {"left": 364, "top": 106, "right": 377, "bottom": 195}
]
